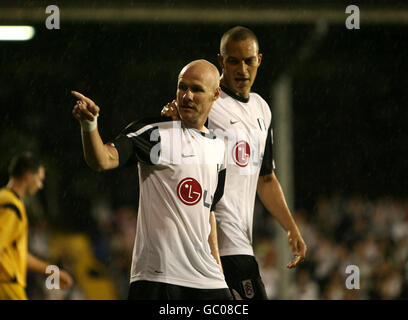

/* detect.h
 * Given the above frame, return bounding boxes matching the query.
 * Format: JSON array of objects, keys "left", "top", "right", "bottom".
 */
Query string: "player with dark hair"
[
  {"left": 0, "top": 152, "right": 73, "bottom": 300},
  {"left": 162, "top": 26, "right": 307, "bottom": 300},
  {"left": 72, "top": 59, "right": 232, "bottom": 300}
]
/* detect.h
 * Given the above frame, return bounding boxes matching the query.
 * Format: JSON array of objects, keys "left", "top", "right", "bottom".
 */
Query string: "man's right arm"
[
  {"left": 80, "top": 129, "right": 119, "bottom": 171},
  {"left": 72, "top": 91, "right": 119, "bottom": 171}
]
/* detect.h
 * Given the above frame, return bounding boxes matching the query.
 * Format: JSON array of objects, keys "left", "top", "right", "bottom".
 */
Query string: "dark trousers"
[
  {"left": 221, "top": 254, "right": 268, "bottom": 300},
  {"left": 128, "top": 280, "right": 233, "bottom": 300}
]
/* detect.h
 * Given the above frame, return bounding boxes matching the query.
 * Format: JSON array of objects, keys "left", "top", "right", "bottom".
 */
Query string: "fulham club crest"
[{"left": 242, "top": 279, "right": 255, "bottom": 299}]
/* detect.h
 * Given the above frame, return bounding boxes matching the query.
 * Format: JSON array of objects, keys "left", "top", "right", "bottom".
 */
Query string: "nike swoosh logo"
[
  {"left": 230, "top": 119, "right": 240, "bottom": 124},
  {"left": 182, "top": 154, "right": 196, "bottom": 158}
]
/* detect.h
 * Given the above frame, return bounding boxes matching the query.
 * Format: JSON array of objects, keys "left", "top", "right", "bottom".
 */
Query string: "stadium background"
[{"left": 0, "top": 0, "right": 407, "bottom": 299}]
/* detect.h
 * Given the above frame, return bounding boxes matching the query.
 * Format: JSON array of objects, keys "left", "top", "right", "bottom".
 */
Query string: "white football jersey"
[
  {"left": 207, "top": 86, "right": 275, "bottom": 257},
  {"left": 111, "top": 118, "right": 228, "bottom": 289}
]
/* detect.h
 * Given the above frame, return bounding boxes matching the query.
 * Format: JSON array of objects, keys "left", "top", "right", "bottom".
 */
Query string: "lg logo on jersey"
[
  {"left": 229, "top": 138, "right": 265, "bottom": 175},
  {"left": 232, "top": 140, "right": 251, "bottom": 167},
  {"left": 177, "top": 177, "right": 214, "bottom": 207}
]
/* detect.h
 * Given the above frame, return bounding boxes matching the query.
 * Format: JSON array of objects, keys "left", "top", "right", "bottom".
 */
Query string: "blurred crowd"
[
  {"left": 256, "top": 195, "right": 408, "bottom": 300},
  {"left": 26, "top": 197, "right": 136, "bottom": 300},
  {"left": 25, "top": 194, "right": 408, "bottom": 300}
]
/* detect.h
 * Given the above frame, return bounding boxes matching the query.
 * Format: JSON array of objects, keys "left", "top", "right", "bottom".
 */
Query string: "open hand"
[
  {"left": 59, "top": 269, "right": 74, "bottom": 290},
  {"left": 286, "top": 230, "right": 307, "bottom": 269}
]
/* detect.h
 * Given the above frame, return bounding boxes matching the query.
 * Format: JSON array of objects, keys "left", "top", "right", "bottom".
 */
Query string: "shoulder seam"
[
  {"left": 0, "top": 203, "right": 22, "bottom": 220},
  {"left": 117, "top": 116, "right": 174, "bottom": 137}
]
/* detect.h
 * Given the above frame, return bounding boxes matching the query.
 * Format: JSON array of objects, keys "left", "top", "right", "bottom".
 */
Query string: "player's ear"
[
  {"left": 257, "top": 53, "right": 263, "bottom": 67},
  {"left": 217, "top": 54, "right": 224, "bottom": 68},
  {"left": 22, "top": 171, "right": 33, "bottom": 182},
  {"left": 213, "top": 86, "right": 221, "bottom": 101}
]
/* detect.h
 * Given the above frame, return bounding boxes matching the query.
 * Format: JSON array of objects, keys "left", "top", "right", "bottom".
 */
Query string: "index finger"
[{"left": 71, "top": 91, "right": 94, "bottom": 105}]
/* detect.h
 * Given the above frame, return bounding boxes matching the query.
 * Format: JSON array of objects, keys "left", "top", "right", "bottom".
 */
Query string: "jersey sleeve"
[
  {"left": 210, "top": 168, "right": 226, "bottom": 212},
  {"left": 0, "top": 204, "right": 21, "bottom": 249},
  {"left": 211, "top": 138, "right": 227, "bottom": 211},
  {"left": 109, "top": 117, "right": 167, "bottom": 167},
  {"left": 260, "top": 120, "right": 276, "bottom": 176}
]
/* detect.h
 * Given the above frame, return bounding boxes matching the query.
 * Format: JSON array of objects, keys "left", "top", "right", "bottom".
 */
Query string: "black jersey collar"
[
  {"left": 199, "top": 130, "right": 216, "bottom": 139},
  {"left": 191, "top": 127, "right": 216, "bottom": 139},
  {"left": 182, "top": 123, "right": 216, "bottom": 139},
  {"left": 220, "top": 85, "right": 250, "bottom": 103}
]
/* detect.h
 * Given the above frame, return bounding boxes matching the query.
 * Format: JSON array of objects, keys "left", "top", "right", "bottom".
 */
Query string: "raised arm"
[{"left": 71, "top": 91, "right": 119, "bottom": 171}]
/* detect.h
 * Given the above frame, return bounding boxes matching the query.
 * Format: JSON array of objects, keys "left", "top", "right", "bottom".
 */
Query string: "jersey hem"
[
  {"left": 130, "top": 275, "right": 228, "bottom": 290},
  {"left": 219, "top": 247, "right": 254, "bottom": 257}
]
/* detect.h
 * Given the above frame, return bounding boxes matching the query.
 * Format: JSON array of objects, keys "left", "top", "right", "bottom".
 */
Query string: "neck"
[
  {"left": 220, "top": 77, "right": 250, "bottom": 99},
  {"left": 181, "top": 120, "right": 208, "bottom": 133},
  {"left": 6, "top": 179, "right": 26, "bottom": 198}
]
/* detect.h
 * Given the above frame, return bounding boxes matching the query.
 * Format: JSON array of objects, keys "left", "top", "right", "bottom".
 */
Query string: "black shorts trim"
[
  {"left": 128, "top": 280, "right": 233, "bottom": 300},
  {"left": 220, "top": 255, "right": 268, "bottom": 300}
]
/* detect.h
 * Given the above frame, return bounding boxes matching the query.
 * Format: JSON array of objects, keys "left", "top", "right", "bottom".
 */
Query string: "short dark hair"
[
  {"left": 8, "top": 152, "right": 43, "bottom": 178},
  {"left": 220, "top": 26, "right": 259, "bottom": 55}
]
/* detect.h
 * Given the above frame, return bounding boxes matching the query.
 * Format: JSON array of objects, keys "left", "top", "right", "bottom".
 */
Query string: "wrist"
[
  {"left": 80, "top": 114, "right": 98, "bottom": 132},
  {"left": 287, "top": 225, "right": 300, "bottom": 235}
]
